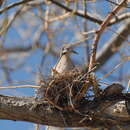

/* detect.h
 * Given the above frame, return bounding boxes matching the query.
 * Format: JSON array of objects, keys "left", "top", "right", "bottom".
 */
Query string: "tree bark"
[{"left": 0, "top": 93, "right": 130, "bottom": 128}]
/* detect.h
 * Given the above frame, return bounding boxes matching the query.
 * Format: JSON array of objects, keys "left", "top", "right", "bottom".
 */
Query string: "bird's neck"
[
  {"left": 60, "top": 54, "right": 71, "bottom": 61},
  {"left": 55, "top": 54, "right": 71, "bottom": 67}
]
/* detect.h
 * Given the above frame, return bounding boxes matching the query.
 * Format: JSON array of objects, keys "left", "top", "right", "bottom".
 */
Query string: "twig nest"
[
  {"left": 36, "top": 68, "right": 102, "bottom": 110},
  {"left": 45, "top": 68, "right": 89, "bottom": 110},
  {"left": 36, "top": 68, "right": 124, "bottom": 111}
]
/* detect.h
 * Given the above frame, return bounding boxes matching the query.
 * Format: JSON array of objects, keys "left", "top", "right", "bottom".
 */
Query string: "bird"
[
  {"left": 51, "top": 44, "right": 78, "bottom": 76},
  {"left": 49, "top": 46, "right": 86, "bottom": 130},
  {"left": 48, "top": 45, "right": 77, "bottom": 130}
]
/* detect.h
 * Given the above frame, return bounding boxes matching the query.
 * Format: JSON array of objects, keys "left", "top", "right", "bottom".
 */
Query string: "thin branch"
[
  {"left": 0, "top": 0, "right": 129, "bottom": 27},
  {"left": 109, "top": 12, "right": 130, "bottom": 25},
  {"left": 48, "top": 0, "right": 103, "bottom": 24},
  {"left": 0, "top": 0, "right": 34, "bottom": 14},
  {"left": 48, "top": 0, "right": 130, "bottom": 26},
  {"left": 96, "top": 20, "right": 130, "bottom": 70},
  {"left": 48, "top": 12, "right": 71, "bottom": 22},
  {"left": 106, "top": 0, "right": 130, "bottom": 8},
  {"left": 98, "top": 62, "right": 124, "bottom": 81},
  {"left": 0, "top": 85, "right": 40, "bottom": 89},
  {"left": 88, "top": 0, "right": 128, "bottom": 71},
  {"left": 0, "top": 6, "right": 24, "bottom": 36}
]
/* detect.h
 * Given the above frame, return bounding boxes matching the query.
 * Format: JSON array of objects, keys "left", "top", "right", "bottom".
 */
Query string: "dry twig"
[{"left": 88, "top": 0, "right": 128, "bottom": 71}]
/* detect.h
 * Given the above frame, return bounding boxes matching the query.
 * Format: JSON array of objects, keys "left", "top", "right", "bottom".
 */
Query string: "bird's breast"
[{"left": 54, "top": 55, "right": 75, "bottom": 74}]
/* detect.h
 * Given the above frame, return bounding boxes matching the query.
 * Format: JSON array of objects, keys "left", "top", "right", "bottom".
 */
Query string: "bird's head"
[{"left": 61, "top": 45, "right": 78, "bottom": 56}]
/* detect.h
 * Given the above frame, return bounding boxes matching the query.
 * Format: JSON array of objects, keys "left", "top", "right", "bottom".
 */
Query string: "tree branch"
[
  {"left": 88, "top": 0, "right": 127, "bottom": 71},
  {"left": 0, "top": 0, "right": 34, "bottom": 14},
  {"left": 0, "top": 90, "right": 130, "bottom": 128},
  {"left": 48, "top": 0, "right": 102, "bottom": 24},
  {"left": 48, "top": 0, "right": 130, "bottom": 26},
  {"left": 96, "top": 20, "right": 130, "bottom": 70}
]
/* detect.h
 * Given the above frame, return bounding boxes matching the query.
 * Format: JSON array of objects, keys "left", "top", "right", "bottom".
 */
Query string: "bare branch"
[
  {"left": 0, "top": 90, "right": 130, "bottom": 128},
  {"left": 48, "top": 0, "right": 130, "bottom": 26},
  {"left": 96, "top": 20, "right": 130, "bottom": 70},
  {"left": 48, "top": 0, "right": 103, "bottom": 24},
  {"left": 0, "top": 0, "right": 34, "bottom": 14},
  {"left": 88, "top": 0, "right": 128, "bottom": 71}
]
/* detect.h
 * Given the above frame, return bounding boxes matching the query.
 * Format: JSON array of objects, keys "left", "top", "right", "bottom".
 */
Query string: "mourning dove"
[
  {"left": 52, "top": 45, "right": 78, "bottom": 76},
  {"left": 48, "top": 45, "right": 77, "bottom": 130}
]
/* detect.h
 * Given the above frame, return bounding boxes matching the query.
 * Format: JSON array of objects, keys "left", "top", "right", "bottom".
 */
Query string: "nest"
[
  {"left": 36, "top": 68, "right": 101, "bottom": 111},
  {"left": 35, "top": 68, "right": 124, "bottom": 111}
]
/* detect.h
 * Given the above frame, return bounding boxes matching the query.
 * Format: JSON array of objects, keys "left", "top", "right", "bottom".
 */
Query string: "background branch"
[{"left": 96, "top": 20, "right": 130, "bottom": 70}]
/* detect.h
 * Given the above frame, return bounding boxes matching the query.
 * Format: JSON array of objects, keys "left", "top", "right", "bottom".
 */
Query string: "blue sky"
[{"left": 0, "top": 0, "right": 130, "bottom": 130}]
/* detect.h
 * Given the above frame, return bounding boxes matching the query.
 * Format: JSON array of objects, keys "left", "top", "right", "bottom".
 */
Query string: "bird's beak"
[{"left": 71, "top": 50, "right": 78, "bottom": 54}]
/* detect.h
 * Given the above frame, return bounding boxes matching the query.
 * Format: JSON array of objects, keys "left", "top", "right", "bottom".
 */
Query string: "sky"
[{"left": 0, "top": 0, "right": 130, "bottom": 130}]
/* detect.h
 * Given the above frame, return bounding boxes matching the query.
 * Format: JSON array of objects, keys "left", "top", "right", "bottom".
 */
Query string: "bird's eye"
[{"left": 66, "top": 47, "right": 70, "bottom": 51}]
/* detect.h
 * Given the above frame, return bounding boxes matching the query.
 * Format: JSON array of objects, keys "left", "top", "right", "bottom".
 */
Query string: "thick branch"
[
  {"left": 0, "top": 95, "right": 86, "bottom": 127},
  {"left": 0, "top": 93, "right": 130, "bottom": 128},
  {"left": 96, "top": 20, "right": 130, "bottom": 70}
]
